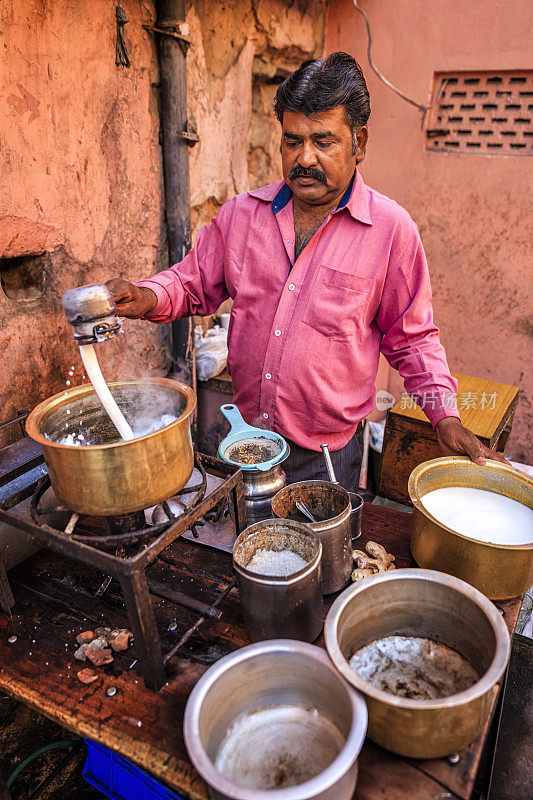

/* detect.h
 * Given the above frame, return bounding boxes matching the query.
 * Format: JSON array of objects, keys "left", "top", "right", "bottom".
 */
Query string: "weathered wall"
[
  {"left": 326, "top": 0, "right": 533, "bottom": 460},
  {"left": 1, "top": 0, "right": 325, "bottom": 443},
  {"left": 186, "top": 0, "right": 326, "bottom": 233},
  {"left": 1, "top": 0, "right": 168, "bottom": 444}
]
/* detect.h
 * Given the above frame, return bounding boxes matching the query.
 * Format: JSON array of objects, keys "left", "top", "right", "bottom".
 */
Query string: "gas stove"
[{"left": 0, "top": 413, "right": 246, "bottom": 690}]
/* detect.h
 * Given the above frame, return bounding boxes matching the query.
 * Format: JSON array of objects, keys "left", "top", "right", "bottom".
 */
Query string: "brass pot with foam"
[
  {"left": 325, "top": 569, "right": 510, "bottom": 759},
  {"left": 26, "top": 378, "right": 196, "bottom": 516},
  {"left": 409, "top": 456, "right": 533, "bottom": 599}
]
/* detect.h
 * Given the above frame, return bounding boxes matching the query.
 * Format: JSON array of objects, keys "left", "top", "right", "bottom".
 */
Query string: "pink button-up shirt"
[{"left": 137, "top": 172, "right": 459, "bottom": 451}]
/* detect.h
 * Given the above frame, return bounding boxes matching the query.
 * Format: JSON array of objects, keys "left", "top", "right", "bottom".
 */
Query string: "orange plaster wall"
[
  {"left": 0, "top": 0, "right": 168, "bottom": 444},
  {"left": 325, "top": 0, "right": 533, "bottom": 460}
]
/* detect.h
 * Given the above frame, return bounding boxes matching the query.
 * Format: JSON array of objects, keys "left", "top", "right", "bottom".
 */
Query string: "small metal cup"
[
  {"left": 272, "top": 481, "right": 352, "bottom": 594},
  {"left": 233, "top": 519, "right": 323, "bottom": 643},
  {"left": 349, "top": 493, "right": 364, "bottom": 541},
  {"left": 62, "top": 283, "right": 122, "bottom": 344}
]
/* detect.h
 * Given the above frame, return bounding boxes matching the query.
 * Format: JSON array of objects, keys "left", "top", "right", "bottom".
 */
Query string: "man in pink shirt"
[{"left": 107, "top": 52, "right": 502, "bottom": 490}]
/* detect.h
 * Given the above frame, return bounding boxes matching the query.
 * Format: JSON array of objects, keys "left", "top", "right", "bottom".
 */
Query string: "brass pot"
[
  {"left": 409, "top": 456, "right": 533, "bottom": 599},
  {"left": 325, "top": 569, "right": 510, "bottom": 759},
  {"left": 26, "top": 378, "right": 196, "bottom": 516}
]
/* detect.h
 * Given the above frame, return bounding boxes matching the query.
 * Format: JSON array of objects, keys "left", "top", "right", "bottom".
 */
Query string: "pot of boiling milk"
[
  {"left": 409, "top": 456, "right": 533, "bottom": 599},
  {"left": 26, "top": 283, "right": 197, "bottom": 516},
  {"left": 26, "top": 378, "right": 196, "bottom": 516}
]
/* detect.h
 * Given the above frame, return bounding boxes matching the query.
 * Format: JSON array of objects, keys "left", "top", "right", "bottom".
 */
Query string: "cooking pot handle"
[{"left": 219, "top": 404, "right": 255, "bottom": 437}]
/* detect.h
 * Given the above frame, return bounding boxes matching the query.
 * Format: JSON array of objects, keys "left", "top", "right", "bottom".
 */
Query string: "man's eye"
[
  {"left": 316, "top": 141, "right": 332, "bottom": 148},
  {"left": 286, "top": 141, "right": 300, "bottom": 148}
]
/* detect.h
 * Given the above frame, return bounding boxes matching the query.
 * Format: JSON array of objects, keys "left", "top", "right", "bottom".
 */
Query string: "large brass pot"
[
  {"left": 409, "top": 456, "right": 533, "bottom": 599},
  {"left": 26, "top": 378, "right": 196, "bottom": 516},
  {"left": 325, "top": 569, "right": 510, "bottom": 759}
]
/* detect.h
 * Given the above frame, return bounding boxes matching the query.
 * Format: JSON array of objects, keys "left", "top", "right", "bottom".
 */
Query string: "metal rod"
[
  {"left": 163, "top": 577, "right": 237, "bottom": 664},
  {"left": 146, "top": 578, "right": 223, "bottom": 620},
  {"left": 119, "top": 570, "right": 166, "bottom": 691},
  {"left": 0, "top": 557, "right": 14, "bottom": 617},
  {"left": 320, "top": 443, "right": 338, "bottom": 484},
  {"left": 64, "top": 513, "right": 79, "bottom": 535}
]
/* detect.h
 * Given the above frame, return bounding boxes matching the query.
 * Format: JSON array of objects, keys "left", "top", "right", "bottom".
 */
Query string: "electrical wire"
[
  {"left": 352, "top": 0, "right": 447, "bottom": 123},
  {"left": 7, "top": 740, "right": 80, "bottom": 789}
]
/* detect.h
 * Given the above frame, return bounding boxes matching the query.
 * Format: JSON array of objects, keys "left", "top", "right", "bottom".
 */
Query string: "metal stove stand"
[{"left": 0, "top": 416, "right": 246, "bottom": 690}]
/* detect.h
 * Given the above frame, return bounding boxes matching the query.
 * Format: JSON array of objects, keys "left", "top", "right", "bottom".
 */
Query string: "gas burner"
[
  {"left": 30, "top": 454, "right": 211, "bottom": 550},
  {"left": 0, "top": 415, "right": 246, "bottom": 690}
]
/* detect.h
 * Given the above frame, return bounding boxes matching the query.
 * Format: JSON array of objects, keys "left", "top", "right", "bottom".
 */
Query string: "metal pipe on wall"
[{"left": 155, "top": 0, "right": 195, "bottom": 389}]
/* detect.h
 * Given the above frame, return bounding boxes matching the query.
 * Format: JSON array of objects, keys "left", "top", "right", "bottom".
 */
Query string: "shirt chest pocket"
[{"left": 302, "top": 265, "right": 374, "bottom": 340}]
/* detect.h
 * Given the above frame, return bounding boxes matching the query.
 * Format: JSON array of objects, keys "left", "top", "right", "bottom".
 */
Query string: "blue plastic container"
[{"left": 83, "top": 740, "right": 187, "bottom": 800}]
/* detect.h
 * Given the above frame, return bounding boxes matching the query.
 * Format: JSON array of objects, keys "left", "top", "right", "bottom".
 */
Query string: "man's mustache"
[{"left": 289, "top": 164, "right": 327, "bottom": 184}]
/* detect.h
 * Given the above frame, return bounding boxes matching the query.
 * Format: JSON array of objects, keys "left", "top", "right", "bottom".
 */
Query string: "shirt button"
[
  {"left": 274, "top": 330, "right": 281, "bottom": 336},
  {"left": 263, "top": 412, "right": 269, "bottom": 419},
  {"left": 288, "top": 283, "right": 295, "bottom": 291},
  {"left": 265, "top": 373, "right": 272, "bottom": 380}
]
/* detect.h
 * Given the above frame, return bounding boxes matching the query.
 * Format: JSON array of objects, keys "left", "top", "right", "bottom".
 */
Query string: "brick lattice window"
[{"left": 425, "top": 70, "right": 533, "bottom": 155}]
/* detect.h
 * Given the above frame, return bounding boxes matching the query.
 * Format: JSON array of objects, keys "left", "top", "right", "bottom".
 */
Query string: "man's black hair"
[{"left": 274, "top": 51, "right": 371, "bottom": 144}]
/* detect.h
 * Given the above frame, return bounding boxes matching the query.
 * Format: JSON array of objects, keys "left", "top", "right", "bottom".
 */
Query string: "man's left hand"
[{"left": 435, "top": 417, "right": 507, "bottom": 466}]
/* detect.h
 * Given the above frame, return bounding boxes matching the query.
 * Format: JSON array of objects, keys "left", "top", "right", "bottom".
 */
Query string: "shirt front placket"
[{"left": 257, "top": 200, "right": 334, "bottom": 428}]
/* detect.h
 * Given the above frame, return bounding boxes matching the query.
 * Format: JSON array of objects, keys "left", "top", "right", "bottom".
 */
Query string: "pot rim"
[
  {"left": 25, "top": 377, "right": 197, "bottom": 451},
  {"left": 325, "top": 568, "right": 511, "bottom": 710},
  {"left": 233, "top": 519, "right": 322, "bottom": 585},
  {"left": 408, "top": 456, "right": 533, "bottom": 551},
  {"left": 183, "top": 639, "right": 368, "bottom": 800},
  {"left": 272, "top": 480, "right": 351, "bottom": 529}
]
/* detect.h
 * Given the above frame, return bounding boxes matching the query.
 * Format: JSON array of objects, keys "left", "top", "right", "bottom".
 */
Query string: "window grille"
[{"left": 425, "top": 70, "right": 533, "bottom": 155}]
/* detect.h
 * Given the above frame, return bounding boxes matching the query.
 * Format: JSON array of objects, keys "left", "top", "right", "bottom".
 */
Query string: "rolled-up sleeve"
[
  {"left": 376, "top": 218, "right": 459, "bottom": 428},
  {"left": 135, "top": 200, "right": 234, "bottom": 323}
]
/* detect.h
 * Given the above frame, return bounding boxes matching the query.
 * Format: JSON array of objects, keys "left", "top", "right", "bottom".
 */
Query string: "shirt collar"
[{"left": 247, "top": 171, "right": 372, "bottom": 225}]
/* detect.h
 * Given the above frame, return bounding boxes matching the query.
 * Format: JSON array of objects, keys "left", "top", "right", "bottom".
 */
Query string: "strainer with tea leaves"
[{"left": 218, "top": 404, "right": 289, "bottom": 471}]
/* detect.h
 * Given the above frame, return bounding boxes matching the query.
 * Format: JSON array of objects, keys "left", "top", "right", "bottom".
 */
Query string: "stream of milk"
[
  {"left": 421, "top": 487, "right": 533, "bottom": 545},
  {"left": 79, "top": 344, "right": 134, "bottom": 441}
]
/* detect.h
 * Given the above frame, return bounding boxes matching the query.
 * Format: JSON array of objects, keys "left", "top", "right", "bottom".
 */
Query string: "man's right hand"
[{"left": 105, "top": 279, "right": 157, "bottom": 319}]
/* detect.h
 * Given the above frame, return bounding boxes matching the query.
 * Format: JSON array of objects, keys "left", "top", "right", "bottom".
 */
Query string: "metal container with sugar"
[{"left": 233, "top": 519, "right": 323, "bottom": 643}]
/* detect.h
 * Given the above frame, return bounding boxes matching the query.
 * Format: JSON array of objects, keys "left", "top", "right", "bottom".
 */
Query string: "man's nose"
[{"left": 297, "top": 141, "right": 318, "bottom": 168}]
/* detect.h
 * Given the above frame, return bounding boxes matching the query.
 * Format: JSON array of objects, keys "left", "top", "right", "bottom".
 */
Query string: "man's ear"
[{"left": 355, "top": 126, "right": 368, "bottom": 164}]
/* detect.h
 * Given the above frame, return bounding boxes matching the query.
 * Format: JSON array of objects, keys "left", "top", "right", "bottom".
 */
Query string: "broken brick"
[
  {"left": 77, "top": 668, "right": 99, "bottom": 685},
  {"left": 109, "top": 630, "right": 133, "bottom": 652},
  {"left": 76, "top": 630, "right": 96, "bottom": 645},
  {"left": 86, "top": 648, "right": 114, "bottom": 667}
]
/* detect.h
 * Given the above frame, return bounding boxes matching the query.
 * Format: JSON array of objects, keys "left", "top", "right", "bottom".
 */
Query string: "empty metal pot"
[
  {"left": 325, "top": 568, "right": 510, "bottom": 758},
  {"left": 26, "top": 378, "right": 196, "bottom": 515},
  {"left": 183, "top": 640, "right": 368, "bottom": 800},
  {"left": 272, "top": 482, "right": 352, "bottom": 594},
  {"left": 409, "top": 456, "right": 533, "bottom": 599},
  {"left": 233, "top": 519, "right": 323, "bottom": 642}
]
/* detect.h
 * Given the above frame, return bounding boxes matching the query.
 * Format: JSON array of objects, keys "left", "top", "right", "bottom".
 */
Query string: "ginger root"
[{"left": 351, "top": 540, "right": 395, "bottom": 583}]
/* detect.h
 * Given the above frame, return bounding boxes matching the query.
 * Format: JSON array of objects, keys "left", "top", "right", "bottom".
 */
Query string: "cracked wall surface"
[
  {"left": 1, "top": 0, "right": 325, "bottom": 444},
  {"left": 1, "top": 0, "right": 169, "bottom": 445},
  {"left": 186, "top": 0, "right": 326, "bottom": 235}
]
